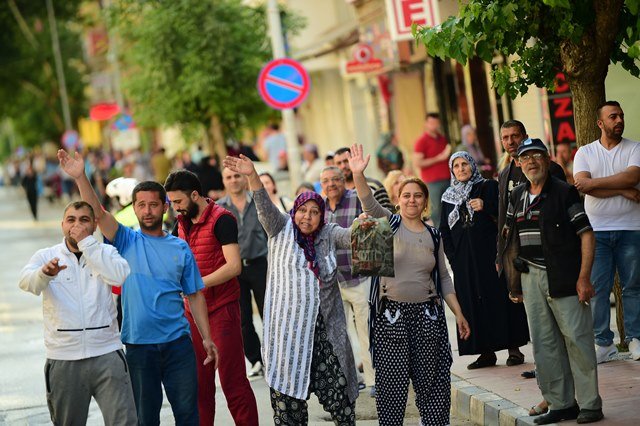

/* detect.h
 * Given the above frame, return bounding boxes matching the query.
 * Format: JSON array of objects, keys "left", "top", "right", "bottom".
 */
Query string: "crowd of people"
[{"left": 16, "top": 100, "right": 639, "bottom": 425}]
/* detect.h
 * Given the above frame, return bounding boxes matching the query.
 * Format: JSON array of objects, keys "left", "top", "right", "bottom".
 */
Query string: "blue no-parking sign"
[{"left": 257, "top": 58, "right": 310, "bottom": 110}]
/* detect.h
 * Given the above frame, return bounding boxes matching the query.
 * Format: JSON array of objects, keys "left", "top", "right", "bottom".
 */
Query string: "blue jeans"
[
  {"left": 126, "top": 335, "right": 198, "bottom": 426},
  {"left": 590, "top": 230, "right": 640, "bottom": 346}
]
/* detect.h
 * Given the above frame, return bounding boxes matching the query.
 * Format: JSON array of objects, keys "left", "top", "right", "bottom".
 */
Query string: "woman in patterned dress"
[
  {"left": 223, "top": 155, "right": 358, "bottom": 426},
  {"left": 348, "top": 143, "right": 470, "bottom": 426}
]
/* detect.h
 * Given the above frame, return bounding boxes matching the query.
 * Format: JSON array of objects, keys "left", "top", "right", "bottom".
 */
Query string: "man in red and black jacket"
[{"left": 165, "top": 170, "right": 258, "bottom": 426}]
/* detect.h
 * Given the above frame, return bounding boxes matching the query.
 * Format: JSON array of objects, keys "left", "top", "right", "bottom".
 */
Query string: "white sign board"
[
  {"left": 111, "top": 128, "right": 141, "bottom": 151},
  {"left": 385, "top": 0, "right": 440, "bottom": 41}
]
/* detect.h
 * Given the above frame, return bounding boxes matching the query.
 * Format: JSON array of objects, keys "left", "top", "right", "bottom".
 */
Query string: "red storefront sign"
[
  {"left": 547, "top": 73, "right": 576, "bottom": 145},
  {"left": 346, "top": 44, "right": 384, "bottom": 73},
  {"left": 385, "top": 0, "right": 440, "bottom": 41}
]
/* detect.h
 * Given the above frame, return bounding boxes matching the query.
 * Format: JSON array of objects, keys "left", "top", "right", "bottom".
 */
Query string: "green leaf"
[
  {"left": 543, "top": 0, "right": 571, "bottom": 9},
  {"left": 476, "top": 39, "right": 494, "bottom": 62},
  {"left": 627, "top": 0, "right": 640, "bottom": 15}
]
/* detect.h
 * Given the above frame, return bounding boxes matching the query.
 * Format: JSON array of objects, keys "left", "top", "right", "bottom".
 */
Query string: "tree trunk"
[
  {"left": 209, "top": 115, "right": 227, "bottom": 162},
  {"left": 613, "top": 273, "right": 627, "bottom": 349},
  {"left": 564, "top": 78, "right": 604, "bottom": 147},
  {"left": 560, "top": 0, "right": 624, "bottom": 147}
]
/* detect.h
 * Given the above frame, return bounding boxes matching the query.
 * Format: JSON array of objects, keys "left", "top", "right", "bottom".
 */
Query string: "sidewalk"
[{"left": 449, "top": 340, "right": 640, "bottom": 425}]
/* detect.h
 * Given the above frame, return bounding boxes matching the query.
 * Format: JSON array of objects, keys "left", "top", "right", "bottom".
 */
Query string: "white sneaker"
[
  {"left": 248, "top": 361, "right": 264, "bottom": 380},
  {"left": 629, "top": 338, "right": 640, "bottom": 361},
  {"left": 595, "top": 343, "right": 618, "bottom": 364}
]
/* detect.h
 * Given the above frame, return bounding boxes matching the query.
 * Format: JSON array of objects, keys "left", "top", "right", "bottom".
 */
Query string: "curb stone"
[{"left": 451, "top": 374, "right": 559, "bottom": 426}]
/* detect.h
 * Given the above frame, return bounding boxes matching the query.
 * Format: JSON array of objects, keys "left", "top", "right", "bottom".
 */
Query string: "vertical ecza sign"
[
  {"left": 385, "top": 0, "right": 441, "bottom": 41},
  {"left": 547, "top": 73, "right": 577, "bottom": 145}
]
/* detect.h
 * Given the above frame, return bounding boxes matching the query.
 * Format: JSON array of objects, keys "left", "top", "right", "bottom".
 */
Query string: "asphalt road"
[{"left": 0, "top": 186, "right": 471, "bottom": 425}]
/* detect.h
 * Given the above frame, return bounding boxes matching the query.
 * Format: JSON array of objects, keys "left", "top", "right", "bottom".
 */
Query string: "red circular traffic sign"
[{"left": 258, "top": 58, "right": 310, "bottom": 110}]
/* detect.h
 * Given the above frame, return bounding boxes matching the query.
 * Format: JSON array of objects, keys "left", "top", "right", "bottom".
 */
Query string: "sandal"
[{"left": 529, "top": 400, "right": 549, "bottom": 416}]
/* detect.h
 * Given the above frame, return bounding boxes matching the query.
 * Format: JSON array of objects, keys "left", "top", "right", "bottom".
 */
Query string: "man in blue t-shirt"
[{"left": 59, "top": 150, "right": 217, "bottom": 426}]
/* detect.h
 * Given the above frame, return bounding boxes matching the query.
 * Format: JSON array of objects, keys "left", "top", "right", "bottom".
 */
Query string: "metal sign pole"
[{"left": 267, "top": 0, "right": 301, "bottom": 191}]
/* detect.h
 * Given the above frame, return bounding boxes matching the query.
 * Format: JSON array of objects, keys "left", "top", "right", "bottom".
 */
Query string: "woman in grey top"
[
  {"left": 348, "top": 144, "right": 470, "bottom": 426},
  {"left": 223, "top": 155, "right": 358, "bottom": 426}
]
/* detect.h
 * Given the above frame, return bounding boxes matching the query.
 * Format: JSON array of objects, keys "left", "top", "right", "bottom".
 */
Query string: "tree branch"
[{"left": 8, "top": 0, "right": 39, "bottom": 49}]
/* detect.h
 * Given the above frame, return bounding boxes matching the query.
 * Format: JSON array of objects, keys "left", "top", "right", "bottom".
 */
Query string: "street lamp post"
[{"left": 266, "top": 0, "right": 301, "bottom": 191}]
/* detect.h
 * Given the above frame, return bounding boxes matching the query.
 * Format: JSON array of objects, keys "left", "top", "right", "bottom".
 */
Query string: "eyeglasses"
[
  {"left": 320, "top": 177, "right": 343, "bottom": 184},
  {"left": 519, "top": 152, "right": 545, "bottom": 162}
]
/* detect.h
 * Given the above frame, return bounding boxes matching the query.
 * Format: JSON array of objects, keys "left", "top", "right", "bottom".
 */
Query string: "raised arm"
[
  {"left": 58, "top": 150, "right": 119, "bottom": 241},
  {"left": 77, "top": 236, "right": 130, "bottom": 287},
  {"left": 329, "top": 223, "right": 352, "bottom": 250},
  {"left": 223, "top": 155, "right": 287, "bottom": 236},
  {"left": 348, "top": 143, "right": 392, "bottom": 218}
]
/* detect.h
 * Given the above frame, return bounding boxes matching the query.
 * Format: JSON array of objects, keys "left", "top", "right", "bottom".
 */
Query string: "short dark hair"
[
  {"left": 334, "top": 147, "right": 351, "bottom": 157},
  {"left": 63, "top": 201, "right": 95, "bottom": 220},
  {"left": 501, "top": 120, "right": 527, "bottom": 136},
  {"left": 596, "top": 100, "right": 621, "bottom": 119},
  {"left": 132, "top": 181, "right": 167, "bottom": 204},
  {"left": 426, "top": 112, "right": 440, "bottom": 120},
  {"left": 164, "top": 170, "right": 203, "bottom": 195}
]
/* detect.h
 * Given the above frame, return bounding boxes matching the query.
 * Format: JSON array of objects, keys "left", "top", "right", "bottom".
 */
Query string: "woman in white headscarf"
[{"left": 440, "top": 151, "right": 529, "bottom": 370}]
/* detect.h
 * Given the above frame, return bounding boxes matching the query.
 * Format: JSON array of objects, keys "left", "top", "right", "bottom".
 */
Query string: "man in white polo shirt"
[{"left": 573, "top": 100, "right": 640, "bottom": 363}]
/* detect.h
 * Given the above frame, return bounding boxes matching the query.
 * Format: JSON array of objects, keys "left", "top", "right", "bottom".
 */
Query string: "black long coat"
[{"left": 440, "top": 179, "right": 529, "bottom": 355}]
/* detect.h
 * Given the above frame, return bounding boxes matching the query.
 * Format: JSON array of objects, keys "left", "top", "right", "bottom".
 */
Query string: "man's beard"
[
  {"left": 523, "top": 168, "right": 547, "bottom": 185},
  {"left": 605, "top": 124, "right": 624, "bottom": 141},
  {"left": 65, "top": 237, "right": 79, "bottom": 251},
  {"left": 139, "top": 216, "right": 163, "bottom": 232},
  {"left": 344, "top": 169, "right": 353, "bottom": 181},
  {"left": 179, "top": 200, "right": 199, "bottom": 220}
]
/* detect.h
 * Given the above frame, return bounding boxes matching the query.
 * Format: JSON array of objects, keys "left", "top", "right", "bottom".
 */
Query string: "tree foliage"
[
  {"left": 0, "top": 0, "right": 87, "bottom": 148},
  {"left": 414, "top": 0, "right": 640, "bottom": 99},
  {"left": 108, "top": 0, "right": 304, "bottom": 139}
]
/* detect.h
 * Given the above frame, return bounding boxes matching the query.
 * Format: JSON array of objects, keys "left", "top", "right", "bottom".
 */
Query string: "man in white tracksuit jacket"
[{"left": 19, "top": 201, "right": 137, "bottom": 425}]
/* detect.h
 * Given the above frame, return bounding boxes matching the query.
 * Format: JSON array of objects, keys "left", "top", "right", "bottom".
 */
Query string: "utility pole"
[
  {"left": 46, "top": 0, "right": 72, "bottom": 131},
  {"left": 267, "top": 0, "right": 301, "bottom": 190}
]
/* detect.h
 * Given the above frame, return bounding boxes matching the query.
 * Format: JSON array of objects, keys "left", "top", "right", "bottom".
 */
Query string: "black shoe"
[
  {"left": 506, "top": 353, "right": 525, "bottom": 366},
  {"left": 577, "top": 408, "right": 604, "bottom": 424},
  {"left": 467, "top": 353, "right": 497, "bottom": 370},
  {"left": 533, "top": 405, "right": 580, "bottom": 425},
  {"left": 521, "top": 369, "right": 536, "bottom": 379}
]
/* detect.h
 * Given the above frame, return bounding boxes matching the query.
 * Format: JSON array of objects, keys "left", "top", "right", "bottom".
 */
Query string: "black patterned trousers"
[
  {"left": 270, "top": 311, "right": 355, "bottom": 426},
  {"left": 374, "top": 299, "right": 453, "bottom": 426}
]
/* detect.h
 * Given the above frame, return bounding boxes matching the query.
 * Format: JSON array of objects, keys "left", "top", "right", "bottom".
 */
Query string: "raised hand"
[
  {"left": 69, "top": 224, "right": 91, "bottom": 243},
  {"left": 223, "top": 154, "right": 256, "bottom": 177},
  {"left": 57, "top": 150, "right": 86, "bottom": 179},
  {"left": 42, "top": 257, "right": 67, "bottom": 277},
  {"left": 347, "top": 143, "right": 370, "bottom": 175}
]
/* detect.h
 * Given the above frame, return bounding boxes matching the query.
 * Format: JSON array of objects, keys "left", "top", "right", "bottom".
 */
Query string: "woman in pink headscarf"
[{"left": 224, "top": 155, "right": 358, "bottom": 426}]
